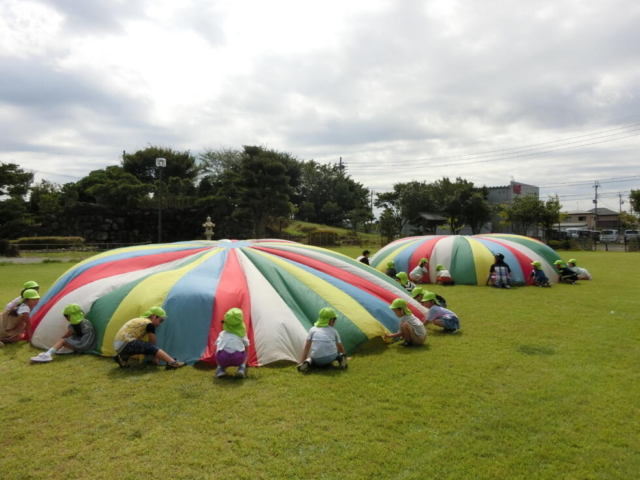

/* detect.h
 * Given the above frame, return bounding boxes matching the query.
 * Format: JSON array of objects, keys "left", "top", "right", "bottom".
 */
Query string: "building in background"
[{"left": 560, "top": 207, "right": 620, "bottom": 231}]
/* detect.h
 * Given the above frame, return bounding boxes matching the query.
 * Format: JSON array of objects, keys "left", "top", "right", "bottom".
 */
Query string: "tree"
[
  {"left": 501, "top": 195, "right": 545, "bottom": 236},
  {"left": 619, "top": 211, "right": 639, "bottom": 230},
  {"left": 463, "top": 189, "right": 493, "bottom": 234},
  {"left": 630, "top": 189, "right": 640, "bottom": 216},
  {"left": 233, "top": 146, "right": 302, "bottom": 238},
  {"left": 0, "top": 162, "right": 33, "bottom": 197},
  {"left": 295, "top": 161, "right": 370, "bottom": 226},
  {"left": 347, "top": 207, "right": 375, "bottom": 233},
  {"left": 379, "top": 208, "right": 399, "bottom": 243},
  {"left": 429, "top": 177, "right": 481, "bottom": 235},
  {"left": 539, "top": 195, "right": 564, "bottom": 240},
  {"left": 29, "top": 180, "right": 63, "bottom": 216},
  {"left": 198, "top": 147, "right": 243, "bottom": 180},
  {"left": 76, "top": 166, "right": 153, "bottom": 208},
  {"left": 123, "top": 146, "right": 199, "bottom": 184}
]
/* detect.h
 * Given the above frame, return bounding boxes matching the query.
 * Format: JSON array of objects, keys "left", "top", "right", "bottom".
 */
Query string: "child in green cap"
[
  {"left": 422, "top": 291, "right": 460, "bottom": 334},
  {"left": 384, "top": 298, "right": 427, "bottom": 347},
  {"left": 214, "top": 308, "right": 250, "bottom": 378},
  {"left": 567, "top": 259, "right": 592, "bottom": 280},
  {"left": 1, "top": 289, "right": 40, "bottom": 347},
  {"left": 529, "top": 261, "right": 551, "bottom": 287},
  {"left": 435, "top": 264, "right": 454, "bottom": 285},
  {"left": 298, "top": 307, "right": 347, "bottom": 372},
  {"left": 113, "top": 306, "right": 185, "bottom": 370},
  {"left": 409, "top": 258, "right": 429, "bottom": 283},
  {"left": 385, "top": 261, "right": 397, "bottom": 279},
  {"left": 554, "top": 260, "right": 579, "bottom": 284},
  {"left": 30, "top": 304, "right": 97, "bottom": 363},
  {"left": 395, "top": 272, "right": 416, "bottom": 292},
  {"left": 5, "top": 280, "right": 40, "bottom": 312}
]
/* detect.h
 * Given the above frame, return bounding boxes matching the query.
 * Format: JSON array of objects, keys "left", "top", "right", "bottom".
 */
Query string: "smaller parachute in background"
[{"left": 371, "top": 234, "right": 562, "bottom": 286}]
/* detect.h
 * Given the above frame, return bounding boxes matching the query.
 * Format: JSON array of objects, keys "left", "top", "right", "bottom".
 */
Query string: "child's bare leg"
[
  {"left": 400, "top": 322, "right": 413, "bottom": 341},
  {"left": 154, "top": 349, "right": 176, "bottom": 364},
  {"left": 433, "top": 319, "right": 445, "bottom": 329}
]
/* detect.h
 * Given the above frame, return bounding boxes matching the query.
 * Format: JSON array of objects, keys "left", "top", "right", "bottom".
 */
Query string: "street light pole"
[{"left": 156, "top": 158, "right": 166, "bottom": 243}]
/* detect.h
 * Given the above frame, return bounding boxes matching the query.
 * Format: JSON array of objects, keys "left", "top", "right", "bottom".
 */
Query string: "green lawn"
[{"left": 1, "top": 251, "right": 638, "bottom": 479}]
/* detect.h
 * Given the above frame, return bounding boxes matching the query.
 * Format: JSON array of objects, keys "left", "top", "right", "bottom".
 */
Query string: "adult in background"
[
  {"left": 1, "top": 289, "right": 40, "bottom": 347},
  {"left": 486, "top": 253, "right": 511, "bottom": 289},
  {"left": 356, "top": 250, "right": 371, "bottom": 266}
]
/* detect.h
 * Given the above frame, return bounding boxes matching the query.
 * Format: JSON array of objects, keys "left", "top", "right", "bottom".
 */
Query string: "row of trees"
[{"left": 0, "top": 145, "right": 373, "bottom": 238}]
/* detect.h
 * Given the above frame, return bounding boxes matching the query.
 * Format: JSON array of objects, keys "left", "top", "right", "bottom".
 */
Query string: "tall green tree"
[
  {"left": 233, "top": 146, "right": 301, "bottom": 238},
  {"left": 462, "top": 189, "right": 493, "bottom": 234},
  {"left": 29, "top": 180, "right": 63, "bottom": 215},
  {"left": 429, "top": 177, "right": 478, "bottom": 234},
  {"left": 0, "top": 162, "right": 33, "bottom": 197},
  {"left": 76, "top": 166, "right": 152, "bottom": 208},
  {"left": 539, "top": 195, "right": 564, "bottom": 240},
  {"left": 122, "top": 145, "right": 199, "bottom": 186},
  {"left": 379, "top": 208, "right": 399, "bottom": 243},
  {"left": 501, "top": 195, "right": 545, "bottom": 236}
]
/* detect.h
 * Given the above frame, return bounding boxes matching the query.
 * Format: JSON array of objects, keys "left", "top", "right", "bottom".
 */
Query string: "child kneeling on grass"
[
  {"left": 113, "top": 306, "right": 185, "bottom": 370},
  {"left": 30, "top": 304, "right": 96, "bottom": 363},
  {"left": 384, "top": 298, "right": 427, "bottom": 347},
  {"left": 298, "top": 307, "right": 347, "bottom": 372},
  {"left": 422, "top": 291, "right": 460, "bottom": 334},
  {"left": 215, "top": 308, "right": 249, "bottom": 379},
  {"left": 554, "top": 260, "right": 579, "bottom": 284}
]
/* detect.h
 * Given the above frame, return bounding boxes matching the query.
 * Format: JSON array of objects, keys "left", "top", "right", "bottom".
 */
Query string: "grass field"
[{"left": 1, "top": 251, "right": 638, "bottom": 479}]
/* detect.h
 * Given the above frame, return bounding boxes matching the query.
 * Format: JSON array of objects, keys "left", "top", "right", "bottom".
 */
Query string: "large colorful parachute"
[
  {"left": 371, "top": 234, "right": 562, "bottom": 286},
  {"left": 30, "top": 240, "right": 426, "bottom": 366}
]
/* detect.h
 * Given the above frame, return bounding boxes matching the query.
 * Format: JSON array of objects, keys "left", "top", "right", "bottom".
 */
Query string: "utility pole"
[
  {"left": 619, "top": 192, "right": 625, "bottom": 233},
  {"left": 337, "top": 157, "right": 345, "bottom": 173},
  {"left": 593, "top": 181, "right": 599, "bottom": 229}
]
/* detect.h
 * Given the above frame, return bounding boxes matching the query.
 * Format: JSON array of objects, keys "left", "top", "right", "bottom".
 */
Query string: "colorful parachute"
[
  {"left": 30, "top": 240, "right": 426, "bottom": 366},
  {"left": 371, "top": 234, "right": 562, "bottom": 286}
]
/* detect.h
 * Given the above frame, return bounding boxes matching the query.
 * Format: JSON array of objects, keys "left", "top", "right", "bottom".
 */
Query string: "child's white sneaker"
[{"left": 30, "top": 352, "right": 53, "bottom": 363}]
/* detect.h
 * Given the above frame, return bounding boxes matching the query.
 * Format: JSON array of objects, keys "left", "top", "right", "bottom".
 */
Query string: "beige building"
[{"left": 561, "top": 207, "right": 620, "bottom": 230}]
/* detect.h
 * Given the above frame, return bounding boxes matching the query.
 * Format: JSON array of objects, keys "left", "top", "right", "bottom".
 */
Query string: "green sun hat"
[
  {"left": 387, "top": 261, "right": 395, "bottom": 268},
  {"left": 141, "top": 306, "right": 167, "bottom": 319},
  {"left": 568, "top": 258, "right": 577, "bottom": 265},
  {"left": 411, "top": 287, "right": 424, "bottom": 299},
  {"left": 315, "top": 307, "right": 337, "bottom": 327},
  {"left": 554, "top": 260, "right": 566, "bottom": 268},
  {"left": 435, "top": 264, "right": 445, "bottom": 271},
  {"left": 396, "top": 272, "right": 408, "bottom": 286},
  {"left": 62, "top": 304, "right": 84, "bottom": 324},
  {"left": 419, "top": 258, "right": 428, "bottom": 265},
  {"left": 22, "top": 289, "right": 40, "bottom": 300},
  {"left": 421, "top": 291, "right": 441, "bottom": 306},
  {"left": 23, "top": 280, "right": 39, "bottom": 289},
  {"left": 531, "top": 261, "right": 542, "bottom": 268},
  {"left": 223, "top": 308, "right": 246, "bottom": 337},
  {"left": 389, "top": 298, "right": 411, "bottom": 315}
]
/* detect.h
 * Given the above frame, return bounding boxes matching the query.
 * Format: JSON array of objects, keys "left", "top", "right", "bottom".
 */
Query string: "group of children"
[{"left": 3, "top": 251, "right": 592, "bottom": 376}]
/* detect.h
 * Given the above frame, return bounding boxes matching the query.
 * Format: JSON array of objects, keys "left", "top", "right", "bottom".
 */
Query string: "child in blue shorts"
[
  {"left": 298, "top": 308, "right": 347, "bottom": 372},
  {"left": 529, "top": 261, "right": 551, "bottom": 287},
  {"left": 422, "top": 291, "right": 460, "bottom": 334}
]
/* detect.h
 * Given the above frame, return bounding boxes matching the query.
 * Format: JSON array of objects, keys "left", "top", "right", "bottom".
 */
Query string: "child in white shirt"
[{"left": 215, "top": 308, "right": 250, "bottom": 378}]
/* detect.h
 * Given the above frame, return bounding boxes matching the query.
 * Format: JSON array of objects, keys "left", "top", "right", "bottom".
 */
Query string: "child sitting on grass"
[
  {"left": 0, "top": 289, "right": 40, "bottom": 347},
  {"left": 384, "top": 298, "right": 427, "bottom": 347},
  {"left": 215, "top": 308, "right": 250, "bottom": 378},
  {"left": 385, "top": 261, "right": 398, "bottom": 279},
  {"left": 298, "top": 307, "right": 347, "bottom": 372},
  {"left": 554, "top": 260, "right": 579, "bottom": 284},
  {"left": 30, "top": 304, "right": 96, "bottom": 363},
  {"left": 529, "top": 261, "right": 551, "bottom": 287},
  {"left": 5, "top": 280, "right": 40, "bottom": 312},
  {"left": 421, "top": 291, "right": 460, "bottom": 334}
]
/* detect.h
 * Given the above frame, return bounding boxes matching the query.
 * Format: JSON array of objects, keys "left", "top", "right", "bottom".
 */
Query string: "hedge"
[{"left": 11, "top": 236, "right": 85, "bottom": 250}]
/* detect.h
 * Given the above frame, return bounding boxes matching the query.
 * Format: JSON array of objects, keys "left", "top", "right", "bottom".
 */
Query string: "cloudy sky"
[{"left": 2, "top": 0, "right": 640, "bottom": 213}]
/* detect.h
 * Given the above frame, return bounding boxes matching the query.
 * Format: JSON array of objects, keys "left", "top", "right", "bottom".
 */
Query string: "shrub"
[
  {"left": 0, "top": 239, "right": 20, "bottom": 257},
  {"left": 11, "top": 236, "right": 85, "bottom": 250}
]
